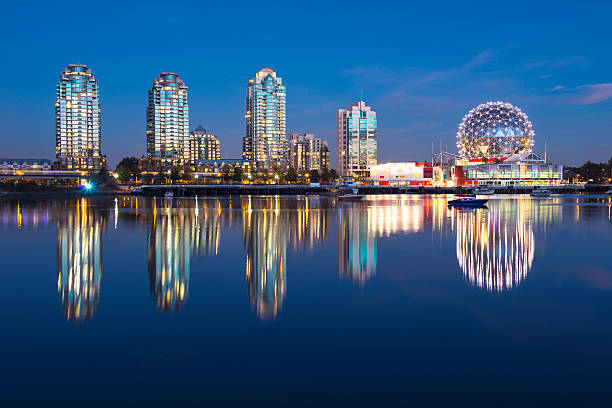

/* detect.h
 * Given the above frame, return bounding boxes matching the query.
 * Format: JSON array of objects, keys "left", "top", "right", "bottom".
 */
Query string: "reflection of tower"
[
  {"left": 147, "top": 210, "right": 190, "bottom": 312},
  {"left": 191, "top": 202, "right": 221, "bottom": 256},
  {"left": 57, "top": 199, "right": 103, "bottom": 322},
  {"left": 243, "top": 208, "right": 287, "bottom": 319},
  {"left": 455, "top": 207, "right": 534, "bottom": 291},
  {"left": 337, "top": 206, "right": 377, "bottom": 285},
  {"left": 287, "top": 197, "right": 328, "bottom": 250}
]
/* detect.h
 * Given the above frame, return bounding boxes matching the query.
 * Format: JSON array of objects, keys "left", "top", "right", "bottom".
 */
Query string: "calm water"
[{"left": 1, "top": 194, "right": 612, "bottom": 405}]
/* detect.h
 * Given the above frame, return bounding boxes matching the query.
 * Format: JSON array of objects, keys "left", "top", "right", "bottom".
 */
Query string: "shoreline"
[{"left": 1, "top": 184, "right": 610, "bottom": 197}]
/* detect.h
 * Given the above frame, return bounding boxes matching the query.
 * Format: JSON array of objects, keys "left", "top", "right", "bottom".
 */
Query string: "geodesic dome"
[{"left": 457, "top": 101, "right": 534, "bottom": 159}]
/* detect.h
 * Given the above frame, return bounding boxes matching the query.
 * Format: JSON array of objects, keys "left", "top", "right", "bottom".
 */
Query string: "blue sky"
[{"left": 0, "top": 0, "right": 610, "bottom": 167}]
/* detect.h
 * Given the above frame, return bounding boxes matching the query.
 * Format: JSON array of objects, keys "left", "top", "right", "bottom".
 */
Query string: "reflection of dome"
[
  {"left": 456, "top": 210, "right": 534, "bottom": 291},
  {"left": 457, "top": 101, "right": 534, "bottom": 159}
]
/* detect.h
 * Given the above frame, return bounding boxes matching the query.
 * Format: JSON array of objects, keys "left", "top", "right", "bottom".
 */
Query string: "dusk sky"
[{"left": 1, "top": 0, "right": 611, "bottom": 167}]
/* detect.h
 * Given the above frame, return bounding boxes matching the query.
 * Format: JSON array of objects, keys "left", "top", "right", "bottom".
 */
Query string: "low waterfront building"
[
  {"left": 454, "top": 153, "right": 563, "bottom": 186},
  {"left": 287, "top": 133, "right": 330, "bottom": 173},
  {"left": 189, "top": 126, "right": 220, "bottom": 163},
  {"left": 0, "top": 158, "right": 88, "bottom": 185},
  {"left": 369, "top": 162, "right": 434, "bottom": 186},
  {"left": 194, "top": 158, "right": 253, "bottom": 180}
]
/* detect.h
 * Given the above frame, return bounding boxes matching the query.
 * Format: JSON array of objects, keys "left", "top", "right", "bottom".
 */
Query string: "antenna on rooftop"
[{"left": 360, "top": 88, "right": 363, "bottom": 102}]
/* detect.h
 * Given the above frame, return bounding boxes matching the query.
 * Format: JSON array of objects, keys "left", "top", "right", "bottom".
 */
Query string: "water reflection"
[
  {"left": 147, "top": 208, "right": 191, "bottom": 312},
  {"left": 243, "top": 206, "right": 287, "bottom": 319},
  {"left": 1, "top": 194, "right": 609, "bottom": 322},
  {"left": 454, "top": 207, "right": 534, "bottom": 291},
  {"left": 337, "top": 205, "right": 377, "bottom": 285},
  {"left": 57, "top": 199, "right": 104, "bottom": 321},
  {"left": 241, "top": 196, "right": 330, "bottom": 318}
]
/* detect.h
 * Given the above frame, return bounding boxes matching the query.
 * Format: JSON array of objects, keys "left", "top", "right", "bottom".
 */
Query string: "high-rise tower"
[
  {"left": 55, "top": 64, "right": 102, "bottom": 171},
  {"left": 337, "top": 101, "right": 377, "bottom": 179},
  {"left": 243, "top": 68, "right": 287, "bottom": 168},
  {"left": 146, "top": 72, "right": 190, "bottom": 169}
]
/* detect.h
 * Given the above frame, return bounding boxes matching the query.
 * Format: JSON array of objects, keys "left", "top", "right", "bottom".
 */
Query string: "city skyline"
[{"left": 1, "top": 1, "right": 611, "bottom": 167}]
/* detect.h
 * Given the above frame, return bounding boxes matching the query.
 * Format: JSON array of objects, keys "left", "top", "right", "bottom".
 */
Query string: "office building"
[
  {"left": 287, "top": 133, "right": 330, "bottom": 173},
  {"left": 146, "top": 72, "right": 190, "bottom": 169},
  {"left": 189, "top": 125, "right": 220, "bottom": 163},
  {"left": 337, "top": 101, "right": 377, "bottom": 179},
  {"left": 243, "top": 68, "right": 287, "bottom": 168},
  {"left": 55, "top": 64, "right": 103, "bottom": 171}
]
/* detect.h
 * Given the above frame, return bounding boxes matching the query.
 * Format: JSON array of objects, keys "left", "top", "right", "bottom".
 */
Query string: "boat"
[
  {"left": 164, "top": 191, "right": 173, "bottom": 198},
  {"left": 447, "top": 197, "right": 488, "bottom": 207},
  {"left": 337, "top": 188, "right": 364, "bottom": 202},
  {"left": 322, "top": 186, "right": 354, "bottom": 197},
  {"left": 606, "top": 189, "right": 612, "bottom": 195},
  {"left": 530, "top": 188, "right": 552, "bottom": 197},
  {"left": 474, "top": 187, "right": 495, "bottom": 195}
]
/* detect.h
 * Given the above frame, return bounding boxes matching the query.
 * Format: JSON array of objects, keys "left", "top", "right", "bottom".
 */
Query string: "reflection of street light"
[{"left": 275, "top": 174, "right": 279, "bottom": 184}]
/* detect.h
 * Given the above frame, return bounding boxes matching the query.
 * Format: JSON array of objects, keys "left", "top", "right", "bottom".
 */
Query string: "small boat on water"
[
  {"left": 322, "top": 186, "right": 354, "bottom": 197},
  {"left": 164, "top": 191, "right": 173, "bottom": 198},
  {"left": 474, "top": 187, "right": 495, "bottom": 195},
  {"left": 447, "top": 197, "right": 488, "bottom": 207},
  {"left": 337, "top": 188, "right": 364, "bottom": 202},
  {"left": 606, "top": 189, "right": 612, "bottom": 195},
  {"left": 530, "top": 188, "right": 552, "bottom": 197}
]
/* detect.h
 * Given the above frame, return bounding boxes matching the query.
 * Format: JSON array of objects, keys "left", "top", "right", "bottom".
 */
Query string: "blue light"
[{"left": 84, "top": 182, "right": 92, "bottom": 190}]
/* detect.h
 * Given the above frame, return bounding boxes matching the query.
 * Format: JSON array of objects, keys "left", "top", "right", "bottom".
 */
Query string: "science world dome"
[{"left": 457, "top": 101, "right": 534, "bottom": 159}]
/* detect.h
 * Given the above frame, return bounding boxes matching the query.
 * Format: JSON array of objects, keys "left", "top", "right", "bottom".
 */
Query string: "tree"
[
  {"left": 329, "top": 169, "right": 338, "bottom": 181},
  {"left": 155, "top": 171, "right": 168, "bottom": 185},
  {"left": 92, "top": 167, "right": 118, "bottom": 189},
  {"left": 221, "top": 165, "right": 232, "bottom": 183},
  {"left": 115, "top": 157, "right": 141, "bottom": 183},
  {"left": 233, "top": 167, "right": 244, "bottom": 182},
  {"left": 320, "top": 167, "right": 330, "bottom": 184},
  {"left": 310, "top": 169, "right": 320, "bottom": 183},
  {"left": 182, "top": 169, "right": 195, "bottom": 183},
  {"left": 170, "top": 167, "right": 181, "bottom": 184},
  {"left": 272, "top": 166, "right": 285, "bottom": 183},
  {"left": 285, "top": 167, "right": 298, "bottom": 183}
]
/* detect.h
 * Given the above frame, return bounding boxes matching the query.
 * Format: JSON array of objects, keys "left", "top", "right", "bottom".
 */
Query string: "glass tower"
[
  {"left": 146, "top": 72, "right": 190, "bottom": 169},
  {"left": 337, "top": 101, "right": 377, "bottom": 178},
  {"left": 243, "top": 68, "right": 287, "bottom": 168},
  {"left": 55, "top": 64, "right": 102, "bottom": 171}
]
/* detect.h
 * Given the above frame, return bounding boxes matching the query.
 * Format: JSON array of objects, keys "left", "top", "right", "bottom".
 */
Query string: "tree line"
[
  {"left": 564, "top": 156, "right": 612, "bottom": 183},
  {"left": 114, "top": 157, "right": 339, "bottom": 184}
]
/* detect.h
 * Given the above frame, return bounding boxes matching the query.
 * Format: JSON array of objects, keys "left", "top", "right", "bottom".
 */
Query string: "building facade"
[
  {"left": 243, "top": 68, "right": 287, "bottom": 168},
  {"left": 337, "top": 101, "right": 377, "bottom": 179},
  {"left": 55, "top": 64, "right": 103, "bottom": 171},
  {"left": 287, "top": 133, "right": 330, "bottom": 173},
  {"left": 189, "top": 125, "right": 220, "bottom": 163},
  {"left": 146, "top": 72, "right": 190, "bottom": 169}
]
